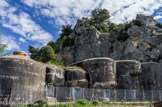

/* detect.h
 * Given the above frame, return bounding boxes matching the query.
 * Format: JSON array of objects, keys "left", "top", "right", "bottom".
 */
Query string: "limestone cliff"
[{"left": 59, "top": 14, "right": 162, "bottom": 64}]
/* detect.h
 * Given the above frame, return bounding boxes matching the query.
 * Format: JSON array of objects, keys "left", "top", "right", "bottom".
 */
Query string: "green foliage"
[
  {"left": 28, "top": 45, "right": 40, "bottom": 61},
  {"left": 28, "top": 45, "right": 65, "bottom": 66},
  {"left": 156, "top": 22, "right": 162, "bottom": 28},
  {"left": 108, "top": 22, "right": 118, "bottom": 30},
  {"left": 124, "top": 23, "right": 131, "bottom": 31},
  {"left": 118, "top": 30, "right": 129, "bottom": 41},
  {"left": 64, "top": 103, "right": 71, "bottom": 107},
  {"left": 91, "top": 8, "right": 110, "bottom": 25},
  {"left": 62, "top": 36, "right": 75, "bottom": 48},
  {"left": 47, "top": 41, "right": 60, "bottom": 53},
  {"left": 59, "top": 25, "right": 73, "bottom": 39},
  {"left": 27, "top": 99, "right": 48, "bottom": 106},
  {"left": 0, "top": 31, "right": 7, "bottom": 56},
  {"left": 39, "top": 45, "right": 56, "bottom": 63},
  {"left": 48, "top": 60, "right": 65, "bottom": 67},
  {"left": 92, "top": 100, "right": 100, "bottom": 105},
  {"left": 84, "top": 26, "right": 95, "bottom": 31},
  {"left": 132, "top": 19, "right": 141, "bottom": 26},
  {"left": 75, "top": 99, "right": 89, "bottom": 105},
  {"left": 100, "top": 32, "right": 110, "bottom": 36},
  {"left": 95, "top": 24, "right": 109, "bottom": 33}
]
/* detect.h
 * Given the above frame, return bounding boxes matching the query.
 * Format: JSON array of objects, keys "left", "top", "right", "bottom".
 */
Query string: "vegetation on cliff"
[{"left": 28, "top": 8, "right": 162, "bottom": 65}]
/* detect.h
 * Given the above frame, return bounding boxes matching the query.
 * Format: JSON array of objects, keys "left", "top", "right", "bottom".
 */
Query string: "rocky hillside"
[{"left": 59, "top": 14, "right": 162, "bottom": 64}]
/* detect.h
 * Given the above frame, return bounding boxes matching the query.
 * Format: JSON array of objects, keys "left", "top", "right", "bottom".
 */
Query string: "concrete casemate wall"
[
  {"left": 0, "top": 55, "right": 46, "bottom": 105},
  {"left": 71, "top": 57, "right": 116, "bottom": 89}
]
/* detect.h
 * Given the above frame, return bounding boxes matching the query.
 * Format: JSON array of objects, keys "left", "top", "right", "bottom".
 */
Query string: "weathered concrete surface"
[
  {"left": 71, "top": 57, "right": 116, "bottom": 89},
  {"left": 116, "top": 60, "right": 141, "bottom": 89},
  {"left": 0, "top": 55, "right": 46, "bottom": 105},
  {"left": 141, "top": 62, "right": 162, "bottom": 90},
  {"left": 46, "top": 65, "right": 65, "bottom": 86},
  {"left": 65, "top": 69, "right": 88, "bottom": 88}
]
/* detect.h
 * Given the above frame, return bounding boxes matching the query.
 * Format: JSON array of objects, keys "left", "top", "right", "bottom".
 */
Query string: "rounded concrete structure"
[
  {"left": 0, "top": 55, "right": 46, "bottom": 105},
  {"left": 73, "top": 57, "right": 116, "bottom": 89},
  {"left": 65, "top": 69, "right": 88, "bottom": 88},
  {"left": 116, "top": 60, "right": 141, "bottom": 89},
  {"left": 141, "top": 62, "right": 162, "bottom": 90}
]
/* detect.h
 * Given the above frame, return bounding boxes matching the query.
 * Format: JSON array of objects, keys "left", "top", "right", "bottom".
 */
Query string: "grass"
[
  {"left": 25, "top": 102, "right": 152, "bottom": 107},
  {"left": 62, "top": 66, "right": 85, "bottom": 72}
]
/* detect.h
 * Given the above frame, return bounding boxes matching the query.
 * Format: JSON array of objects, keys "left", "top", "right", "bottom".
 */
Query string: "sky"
[{"left": 0, "top": 0, "right": 162, "bottom": 54}]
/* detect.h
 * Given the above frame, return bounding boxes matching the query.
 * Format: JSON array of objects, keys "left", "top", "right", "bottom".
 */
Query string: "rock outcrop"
[{"left": 59, "top": 15, "right": 162, "bottom": 64}]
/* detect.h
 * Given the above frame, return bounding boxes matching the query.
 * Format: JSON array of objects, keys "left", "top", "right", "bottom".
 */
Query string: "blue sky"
[{"left": 0, "top": 0, "right": 162, "bottom": 54}]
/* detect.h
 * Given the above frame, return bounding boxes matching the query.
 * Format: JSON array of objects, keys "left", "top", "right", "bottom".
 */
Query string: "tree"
[
  {"left": 0, "top": 30, "right": 7, "bottom": 56},
  {"left": 47, "top": 41, "right": 60, "bottom": 53},
  {"left": 39, "top": 45, "right": 56, "bottom": 63},
  {"left": 91, "top": 8, "right": 110, "bottom": 25},
  {"left": 28, "top": 45, "right": 40, "bottom": 61},
  {"left": 59, "top": 24, "right": 73, "bottom": 39}
]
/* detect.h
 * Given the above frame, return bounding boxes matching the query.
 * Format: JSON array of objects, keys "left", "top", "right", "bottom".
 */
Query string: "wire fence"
[
  {"left": 0, "top": 86, "right": 161, "bottom": 105},
  {"left": 0, "top": 90, "right": 45, "bottom": 105},
  {"left": 47, "top": 85, "right": 162, "bottom": 102}
]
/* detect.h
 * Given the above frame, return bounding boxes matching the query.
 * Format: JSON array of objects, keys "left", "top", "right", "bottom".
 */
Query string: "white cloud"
[
  {"left": 19, "top": 38, "right": 26, "bottom": 43},
  {"left": 0, "top": 0, "right": 53, "bottom": 45},
  {"left": 154, "top": 15, "right": 162, "bottom": 20},
  {"left": 1, "top": 35, "right": 20, "bottom": 51},
  {"left": 21, "top": 0, "right": 162, "bottom": 24}
]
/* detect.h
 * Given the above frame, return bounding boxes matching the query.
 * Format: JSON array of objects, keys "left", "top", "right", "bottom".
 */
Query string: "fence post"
[
  {"left": 82, "top": 88, "right": 84, "bottom": 99},
  {"left": 115, "top": 89, "right": 116, "bottom": 102},
  {"left": 124, "top": 89, "right": 126, "bottom": 102},
  {"left": 159, "top": 90, "right": 161, "bottom": 101},
  {"left": 152, "top": 89, "right": 153, "bottom": 102}
]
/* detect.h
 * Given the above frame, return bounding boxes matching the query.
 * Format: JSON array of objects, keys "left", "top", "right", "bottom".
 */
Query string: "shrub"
[
  {"left": 95, "top": 25, "right": 109, "bottom": 33},
  {"left": 47, "top": 41, "right": 60, "bottom": 53},
  {"left": 85, "top": 26, "right": 95, "bottom": 31},
  {"left": 109, "top": 22, "right": 117, "bottom": 30},
  {"left": 124, "top": 23, "right": 131, "bottom": 31},
  {"left": 27, "top": 99, "right": 48, "bottom": 106},
  {"left": 133, "top": 19, "right": 141, "bottom": 26},
  {"left": 58, "top": 104, "right": 64, "bottom": 107},
  {"left": 95, "top": 26, "right": 102, "bottom": 32},
  {"left": 156, "top": 22, "right": 162, "bottom": 28},
  {"left": 75, "top": 99, "right": 89, "bottom": 105},
  {"left": 64, "top": 103, "right": 71, "bottom": 107},
  {"left": 62, "top": 36, "right": 75, "bottom": 48},
  {"left": 100, "top": 25, "right": 109, "bottom": 32},
  {"left": 118, "top": 30, "right": 129, "bottom": 41},
  {"left": 92, "top": 100, "right": 100, "bottom": 105},
  {"left": 39, "top": 45, "right": 56, "bottom": 63}
]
